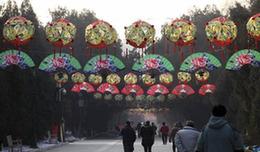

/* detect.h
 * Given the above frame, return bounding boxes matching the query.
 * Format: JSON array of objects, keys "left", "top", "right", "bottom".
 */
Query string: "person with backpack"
[
  {"left": 121, "top": 121, "right": 136, "bottom": 152},
  {"left": 195, "top": 104, "right": 244, "bottom": 152}
]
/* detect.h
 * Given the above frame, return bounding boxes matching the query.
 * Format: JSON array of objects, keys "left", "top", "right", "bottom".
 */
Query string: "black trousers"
[
  {"left": 162, "top": 134, "right": 168, "bottom": 144},
  {"left": 123, "top": 142, "right": 134, "bottom": 152},
  {"left": 142, "top": 143, "right": 153, "bottom": 152},
  {"left": 172, "top": 143, "right": 176, "bottom": 152}
]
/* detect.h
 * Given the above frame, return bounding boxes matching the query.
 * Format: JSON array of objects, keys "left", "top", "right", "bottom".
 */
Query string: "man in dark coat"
[
  {"left": 121, "top": 121, "right": 136, "bottom": 152},
  {"left": 195, "top": 104, "right": 244, "bottom": 152},
  {"left": 140, "top": 121, "right": 155, "bottom": 152},
  {"left": 169, "top": 122, "right": 183, "bottom": 152}
]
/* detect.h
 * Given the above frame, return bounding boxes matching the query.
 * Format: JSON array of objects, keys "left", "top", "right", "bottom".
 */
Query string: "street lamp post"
[{"left": 56, "top": 84, "right": 66, "bottom": 142}]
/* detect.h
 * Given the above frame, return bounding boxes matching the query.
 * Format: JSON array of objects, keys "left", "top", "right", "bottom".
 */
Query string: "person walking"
[
  {"left": 136, "top": 122, "right": 142, "bottom": 138},
  {"left": 140, "top": 121, "right": 155, "bottom": 152},
  {"left": 195, "top": 104, "right": 244, "bottom": 152},
  {"left": 169, "top": 122, "right": 183, "bottom": 152},
  {"left": 160, "top": 122, "right": 169, "bottom": 145},
  {"left": 121, "top": 121, "right": 136, "bottom": 152},
  {"left": 175, "top": 120, "right": 200, "bottom": 152},
  {"left": 151, "top": 122, "right": 157, "bottom": 135}
]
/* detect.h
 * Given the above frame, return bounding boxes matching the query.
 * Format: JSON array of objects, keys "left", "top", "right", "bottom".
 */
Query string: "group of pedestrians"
[{"left": 120, "top": 104, "right": 245, "bottom": 152}]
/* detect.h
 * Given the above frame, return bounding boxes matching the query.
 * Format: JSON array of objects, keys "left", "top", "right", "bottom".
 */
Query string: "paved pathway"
[{"left": 46, "top": 138, "right": 172, "bottom": 152}]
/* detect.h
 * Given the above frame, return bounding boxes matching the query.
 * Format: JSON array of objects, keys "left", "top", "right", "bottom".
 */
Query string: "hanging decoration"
[
  {"left": 106, "top": 73, "right": 121, "bottom": 85},
  {"left": 0, "top": 50, "right": 35, "bottom": 69},
  {"left": 206, "top": 16, "right": 237, "bottom": 47},
  {"left": 142, "top": 73, "right": 156, "bottom": 86},
  {"left": 162, "top": 19, "right": 196, "bottom": 60},
  {"left": 114, "top": 94, "right": 124, "bottom": 101},
  {"left": 132, "top": 54, "right": 174, "bottom": 73},
  {"left": 124, "top": 72, "right": 138, "bottom": 84},
  {"left": 159, "top": 73, "right": 173, "bottom": 85},
  {"left": 199, "top": 84, "right": 216, "bottom": 96},
  {"left": 246, "top": 13, "right": 260, "bottom": 48},
  {"left": 45, "top": 18, "right": 76, "bottom": 54},
  {"left": 177, "top": 72, "right": 192, "bottom": 83},
  {"left": 71, "top": 72, "right": 86, "bottom": 84},
  {"left": 88, "top": 74, "right": 103, "bottom": 86},
  {"left": 84, "top": 54, "right": 125, "bottom": 73},
  {"left": 225, "top": 49, "right": 260, "bottom": 70},
  {"left": 71, "top": 82, "right": 95, "bottom": 93},
  {"left": 172, "top": 84, "right": 195, "bottom": 97},
  {"left": 54, "top": 71, "right": 68, "bottom": 85},
  {"left": 180, "top": 52, "right": 222, "bottom": 72},
  {"left": 147, "top": 84, "right": 169, "bottom": 96},
  {"left": 3, "top": 16, "right": 35, "bottom": 47},
  {"left": 121, "top": 84, "right": 144, "bottom": 96},
  {"left": 85, "top": 20, "right": 117, "bottom": 56},
  {"left": 39, "top": 53, "right": 81, "bottom": 74},
  {"left": 125, "top": 20, "right": 155, "bottom": 55},
  {"left": 195, "top": 69, "right": 210, "bottom": 82}
]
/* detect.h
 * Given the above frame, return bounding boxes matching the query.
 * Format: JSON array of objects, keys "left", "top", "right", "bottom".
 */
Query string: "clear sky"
[{"left": 1, "top": 0, "right": 247, "bottom": 39}]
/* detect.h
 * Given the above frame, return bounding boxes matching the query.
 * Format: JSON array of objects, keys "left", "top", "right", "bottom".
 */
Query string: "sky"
[{"left": 0, "top": 0, "right": 247, "bottom": 39}]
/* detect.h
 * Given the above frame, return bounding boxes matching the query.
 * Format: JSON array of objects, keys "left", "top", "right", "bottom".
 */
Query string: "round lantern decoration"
[
  {"left": 247, "top": 13, "right": 260, "bottom": 48},
  {"left": 106, "top": 73, "right": 121, "bottom": 85},
  {"left": 206, "top": 17, "right": 237, "bottom": 47},
  {"left": 85, "top": 20, "right": 117, "bottom": 48},
  {"left": 71, "top": 72, "right": 85, "bottom": 83},
  {"left": 177, "top": 72, "right": 191, "bottom": 83},
  {"left": 142, "top": 73, "right": 156, "bottom": 86},
  {"left": 45, "top": 18, "right": 76, "bottom": 48},
  {"left": 3, "top": 16, "right": 35, "bottom": 46},
  {"left": 54, "top": 71, "right": 68, "bottom": 84},
  {"left": 162, "top": 19, "right": 196, "bottom": 46},
  {"left": 88, "top": 74, "right": 103, "bottom": 85},
  {"left": 125, "top": 20, "right": 155, "bottom": 48},
  {"left": 114, "top": 94, "right": 124, "bottom": 101},
  {"left": 124, "top": 73, "right": 138, "bottom": 84},
  {"left": 195, "top": 69, "right": 210, "bottom": 82},
  {"left": 159, "top": 73, "right": 173, "bottom": 85}
]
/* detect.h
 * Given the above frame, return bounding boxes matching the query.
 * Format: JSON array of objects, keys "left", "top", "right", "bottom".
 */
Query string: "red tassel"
[
  {"left": 234, "top": 42, "right": 238, "bottom": 52},
  {"left": 152, "top": 42, "right": 155, "bottom": 54},
  {"left": 173, "top": 44, "right": 177, "bottom": 53},
  {"left": 59, "top": 47, "right": 62, "bottom": 56},
  {"left": 178, "top": 47, "right": 183, "bottom": 62},
  {"left": 255, "top": 40, "right": 259, "bottom": 49},
  {"left": 209, "top": 42, "right": 214, "bottom": 52},
  {"left": 189, "top": 44, "right": 194, "bottom": 54}
]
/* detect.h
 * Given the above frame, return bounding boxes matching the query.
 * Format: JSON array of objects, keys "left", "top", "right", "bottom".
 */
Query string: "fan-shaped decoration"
[
  {"left": 124, "top": 72, "right": 138, "bottom": 84},
  {"left": 180, "top": 52, "right": 222, "bottom": 72},
  {"left": 85, "top": 20, "right": 117, "bottom": 48},
  {"left": 71, "top": 82, "right": 95, "bottom": 93},
  {"left": 3, "top": 16, "right": 35, "bottom": 46},
  {"left": 97, "top": 83, "right": 119, "bottom": 94},
  {"left": 142, "top": 73, "right": 156, "bottom": 86},
  {"left": 54, "top": 71, "right": 68, "bottom": 84},
  {"left": 45, "top": 18, "right": 76, "bottom": 48},
  {"left": 162, "top": 19, "right": 196, "bottom": 46},
  {"left": 147, "top": 84, "right": 169, "bottom": 95},
  {"left": 0, "top": 50, "right": 35, "bottom": 69},
  {"left": 199, "top": 84, "right": 216, "bottom": 95},
  {"left": 125, "top": 20, "right": 155, "bottom": 48},
  {"left": 177, "top": 72, "right": 191, "bottom": 83},
  {"left": 121, "top": 84, "right": 144, "bottom": 96},
  {"left": 84, "top": 54, "right": 125, "bottom": 73},
  {"left": 106, "top": 73, "right": 121, "bottom": 85},
  {"left": 226, "top": 49, "right": 260, "bottom": 70},
  {"left": 195, "top": 69, "right": 210, "bottom": 82},
  {"left": 132, "top": 54, "right": 174, "bottom": 73},
  {"left": 159, "top": 73, "right": 173, "bottom": 85},
  {"left": 88, "top": 74, "right": 103, "bottom": 85},
  {"left": 206, "top": 17, "right": 237, "bottom": 47},
  {"left": 247, "top": 13, "right": 260, "bottom": 42},
  {"left": 39, "top": 53, "right": 81, "bottom": 74},
  {"left": 172, "top": 84, "right": 195, "bottom": 96},
  {"left": 71, "top": 72, "right": 85, "bottom": 84}
]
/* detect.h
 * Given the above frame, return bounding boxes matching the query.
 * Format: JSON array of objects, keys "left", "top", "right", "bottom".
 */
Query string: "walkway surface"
[{"left": 46, "top": 138, "right": 172, "bottom": 152}]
